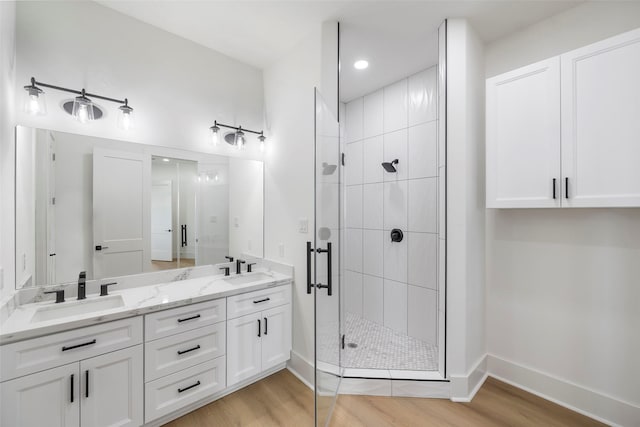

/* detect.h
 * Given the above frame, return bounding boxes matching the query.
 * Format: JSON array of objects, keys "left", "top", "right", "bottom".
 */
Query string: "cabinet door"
[
  {"left": 486, "top": 57, "right": 561, "bottom": 208},
  {"left": 0, "top": 363, "right": 80, "bottom": 427},
  {"left": 561, "top": 28, "right": 640, "bottom": 207},
  {"left": 80, "top": 345, "right": 143, "bottom": 427},
  {"left": 226, "top": 312, "right": 262, "bottom": 386},
  {"left": 261, "top": 304, "right": 292, "bottom": 371}
]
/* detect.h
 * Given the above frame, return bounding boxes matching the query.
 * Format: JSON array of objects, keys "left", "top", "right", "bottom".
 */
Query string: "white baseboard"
[
  {"left": 287, "top": 350, "right": 314, "bottom": 391},
  {"left": 487, "top": 354, "right": 639, "bottom": 427},
  {"left": 450, "top": 354, "right": 488, "bottom": 402}
]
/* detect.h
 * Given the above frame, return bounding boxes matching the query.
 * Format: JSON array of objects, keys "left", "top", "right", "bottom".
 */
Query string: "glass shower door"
[{"left": 312, "top": 88, "right": 342, "bottom": 426}]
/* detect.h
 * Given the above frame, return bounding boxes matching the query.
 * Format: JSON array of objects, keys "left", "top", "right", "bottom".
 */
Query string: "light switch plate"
[{"left": 298, "top": 218, "right": 308, "bottom": 233}]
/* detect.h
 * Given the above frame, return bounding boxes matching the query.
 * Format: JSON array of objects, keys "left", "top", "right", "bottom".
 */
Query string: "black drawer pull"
[
  {"left": 264, "top": 317, "right": 268, "bottom": 335},
  {"left": 177, "top": 345, "right": 201, "bottom": 355},
  {"left": 70, "top": 374, "right": 74, "bottom": 403},
  {"left": 178, "top": 381, "right": 201, "bottom": 393},
  {"left": 253, "top": 297, "right": 270, "bottom": 304},
  {"left": 62, "top": 339, "right": 96, "bottom": 351},
  {"left": 177, "top": 314, "right": 201, "bottom": 323},
  {"left": 565, "top": 177, "right": 569, "bottom": 199},
  {"left": 553, "top": 178, "right": 557, "bottom": 199}
]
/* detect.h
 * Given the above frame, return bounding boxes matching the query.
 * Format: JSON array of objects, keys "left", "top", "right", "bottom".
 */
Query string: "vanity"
[{"left": 0, "top": 265, "right": 292, "bottom": 427}]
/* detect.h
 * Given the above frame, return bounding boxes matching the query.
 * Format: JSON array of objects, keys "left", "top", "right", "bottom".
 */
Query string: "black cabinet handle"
[
  {"left": 253, "top": 297, "right": 270, "bottom": 304},
  {"left": 553, "top": 178, "right": 557, "bottom": 199},
  {"left": 264, "top": 317, "right": 268, "bottom": 335},
  {"left": 306, "top": 241, "right": 312, "bottom": 294},
  {"left": 178, "top": 381, "right": 201, "bottom": 393},
  {"left": 85, "top": 370, "right": 89, "bottom": 398},
  {"left": 62, "top": 339, "right": 96, "bottom": 351},
  {"left": 177, "top": 314, "right": 201, "bottom": 323},
  {"left": 258, "top": 319, "right": 261, "bottom": 337},
  {"left": 177, "top": 345, "right": 201, "bottom": 355},
  {"left": 565, "top": 177, "right": 569, "bottom": 199},
  {"left": 70, "top": 374, "right": 74, "bottom": 403}
]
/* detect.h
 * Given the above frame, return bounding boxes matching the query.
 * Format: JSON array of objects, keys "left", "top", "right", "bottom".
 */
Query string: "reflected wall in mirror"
[{"left": 15, "top": 126, "right": 264, "bottom": 289}]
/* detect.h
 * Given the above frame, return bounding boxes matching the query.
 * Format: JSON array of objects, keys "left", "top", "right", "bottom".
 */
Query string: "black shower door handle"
[
  {"left": 306, "top": 241, "right": 313, "bottom": 294},
  {"left": 307, "top": 241, "right": 333, "bottom": 296},
  {"left": 181, "top": 224, "right": 188, "bottom": 247}
]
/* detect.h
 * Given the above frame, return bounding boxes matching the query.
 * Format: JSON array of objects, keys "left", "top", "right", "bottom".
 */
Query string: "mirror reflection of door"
[
  {"left": 151, "top": 181, "right": 172, "bottom": 262},
  {"left": 150, "top": 157, "right": 197, "bottom": 271}
]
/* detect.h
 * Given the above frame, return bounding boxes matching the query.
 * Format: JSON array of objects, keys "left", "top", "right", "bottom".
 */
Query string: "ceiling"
[{"left": 97, "top": 1, "right": 582, "bottom": 101}]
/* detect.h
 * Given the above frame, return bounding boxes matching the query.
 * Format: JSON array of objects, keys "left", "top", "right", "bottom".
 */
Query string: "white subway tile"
[
  {"left": 407, "top": 285, "right": 437, "bottom": 345},
  {"left": 408, "top": 178, "right": 437, "bottom": 233},
  {"left": 384, "top": 235, "right": 407, "bottom": 283},
  {"left": 345, "top": 140, "right": 363, "bottom": 185},
  {"left": 345, "top": 97, "right": 363, "bottom": 143},
  {"left": 408, "top": 121, "right": 437, "bottom": 179},
  {"left": 363, "top": 274, "right": 384, "bottom": 324},
  {"left": 383, "top": 79, "right": 408, "bottom": 133},
  {"left": 383, "top": 279, "right": 407, "bottom": 334},
  {"left": 383, "top": 181, "right": 408, "bottom": 231},
  {"left": 363, "top": 183, "right": 383, "bottom": 230},
  {"left": 346, "top": 185, "right": 363, "bottom": 228},
  {"left": 363, "top": 89, "right": 384, "bottom": 138},
  {"left": 363, "top": 135, "right": 383, "bottom": 184},
  {"left": 407, "top": 232, "right": 437, "bottom": 289},
  {"left": 408, "top": 67, "right": 437, "bottom": 126},
  {"left": 363, "top": 230, "right": 383, "bottom": 277},
  {"left": 345, "top": 228, "right": 363, "bottom": 272}
]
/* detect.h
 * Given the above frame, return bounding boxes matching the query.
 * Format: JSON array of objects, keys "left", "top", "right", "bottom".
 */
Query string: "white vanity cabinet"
[
  {"left": 226, "top": 286, "right": 292, "bottom": 387},
  {"left": 486, "top": 28, "right": 640, "bottom": 208},
  {"left": 0, "top": 317, "right": 144, "bottom": 427},
  {"left": 143, "top": 298, "right": 227, "bottom": 423}
]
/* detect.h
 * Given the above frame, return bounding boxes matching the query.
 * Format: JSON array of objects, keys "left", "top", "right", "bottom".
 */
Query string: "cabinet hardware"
[
  {"left": 565, "top": 177, "right": 569, "bottom": 199},
  {"left": 62, "top": 339, "right": 96, "bottom": 351},
  {"left": 85, "top": 370, "right": 89, "bottom": 398},
  {"left": 177, "top": 314, "right": 201, "bottom": 323},
  {"left": 306, "top": 241, "right": 312, "bottom": 294},
  {"left": 258, "top": 319, "right": 261, "bottom": 337},
  {"left": 177, "top": 381, "right": 201, "bottom": 393},
  {"left": 70, "top": 374, "right": 74, "bottom": 403},
  {"left": 177, "top": 345, "right": 201, "bottom": 355},
  {"left": 253, "top": 297, "right": 270, "bottom": 304},
  {"left": 553, "top": 178, "right": 557, "bottom": 199},
  {"left": 264, "top": 317, "right": 268, "bottom": 335}
]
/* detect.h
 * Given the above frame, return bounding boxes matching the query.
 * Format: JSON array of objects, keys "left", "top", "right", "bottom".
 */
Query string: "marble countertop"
[{"left": 0, "top": 269, "right": 292, "bottom": 345}]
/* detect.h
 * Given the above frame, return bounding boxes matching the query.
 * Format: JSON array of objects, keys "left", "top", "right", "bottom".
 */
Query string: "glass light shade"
[
  {"left": 23, "top": 86, "right": 46, "bottom": 116},
  {"left": 72, "top": 96, "right": 95, "bottom": 123},
  {"left": 210, "top": 125, "right": 220, "bottom": 145},
  {"left": 235, "top": 130, "right": 245, "bottom": 150},
  {"left": 258, "top": 134, "right": 266, "bottom": 152},
  {"left": 117, "top": 104, "right": 134, "bottom": 130}
]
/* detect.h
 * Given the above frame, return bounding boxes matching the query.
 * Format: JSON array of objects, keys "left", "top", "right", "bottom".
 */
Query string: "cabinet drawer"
[
  {"left": 0, "top": 317, "right": 142, "bottom": 382},
  {"left": 144, "top": 356, "right": 225, "bottom": 423},
  {"left": 145, "top": 323, "right": 225, "bottom": 382},
  {"left": 145, "top": 298, "right": 225, "bottom": 341},
  {"left": 226, "top": 285, "right": 291, "bottom": 319}
]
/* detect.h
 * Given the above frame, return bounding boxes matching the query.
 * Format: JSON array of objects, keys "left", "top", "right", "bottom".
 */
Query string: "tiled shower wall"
[{"left": 344, "top": 66, "right": 441, "bottom": 346}]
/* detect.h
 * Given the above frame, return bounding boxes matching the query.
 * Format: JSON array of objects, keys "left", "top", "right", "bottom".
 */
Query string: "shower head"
[
  {"left": 322, "top": 162, "right": 337, "bottom": 175},
  {"left": 381, "top": 159, "right": 399, "bottom": 173}
]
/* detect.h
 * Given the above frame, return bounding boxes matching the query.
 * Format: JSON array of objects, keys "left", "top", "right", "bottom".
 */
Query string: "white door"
[
  {"left": 561, "top": 28, "right": 640, "bottom": 207},
  {"left": 0, "top": 363, "right": 80, "bottom": 427},
  {"left": 80, "top": 345, "right": 143, "bottom": 427},
  {"left": 226, "top": 312, "right": 262, "bottom": 386},
  {"left": 93, "top": 148, "right": 150, "bottom": 278},
  {"left": 261, "top": 304, "right": 292, "bottom": 371},
  {"left": 486, "top": 57, "right": 561, "bottom": 208},
  {"left": 151, "top": 181, "right": 173, "bottom": 261}
]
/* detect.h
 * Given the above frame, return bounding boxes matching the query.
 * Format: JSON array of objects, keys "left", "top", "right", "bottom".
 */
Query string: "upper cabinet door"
[
  {"left": 561, "top": 28, "right": 640, "bottom": 207},
  {"left": 486, "top": 57, "right": 561, "bottom": 208}
]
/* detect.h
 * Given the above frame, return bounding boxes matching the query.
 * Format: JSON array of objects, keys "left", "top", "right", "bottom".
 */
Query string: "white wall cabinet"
[
  {"left": 1, "top": 363, "right": 80, "bottom": 427},
  {"left": 487, "top": 28, "right": 640, "bottom": 208}
]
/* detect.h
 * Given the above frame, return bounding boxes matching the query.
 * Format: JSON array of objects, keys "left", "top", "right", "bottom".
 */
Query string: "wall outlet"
[
  {"left": 278, "top": 244, "right": 285, "bottom": 258},
  {"left": 298, "top": 218, "right": 308, "bottom": 233}
]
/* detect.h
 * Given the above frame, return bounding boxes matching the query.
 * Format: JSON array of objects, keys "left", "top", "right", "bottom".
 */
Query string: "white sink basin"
[
  {"left": 223, "top": 272, "right": 272, "bottom": 285},
  {"left": 31, "top": 295, "right": 125, "bottom": 323}
]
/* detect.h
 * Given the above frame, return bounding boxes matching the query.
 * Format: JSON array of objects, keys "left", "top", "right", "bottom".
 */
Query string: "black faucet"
[
  {"left": 236, "top": 259, "right": 245, "bottom": 275},
  {"left": 247, "top": 263, "right": 257, "bottom": 273},
  {"left": 78, "top": 271, "right": 87, "bottom": 300},
  {"left": 219, "top": 266, "right": 230, "bottom": 276}
]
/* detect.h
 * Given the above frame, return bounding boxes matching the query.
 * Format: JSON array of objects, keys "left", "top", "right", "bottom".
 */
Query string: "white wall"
[
  {"left": 343, "top": 67, "right": 440, "bottom": 347},
  {"left": 485, "top": 2, "right": 640, "bottom": 422},
  {"left": 4, "top": 1, "right": 264, "bottom": 290},
  {"left": 445, "top": 19, "right": 486, "bottom": 398},
  {"left": 263, "top": 31, "right": 322, "bottom": 365},
  {"left": 228, "top": 158, "right": 264, "bottom": 259},
  {"left": 0, "top": 1, "right": 16, "bottom": 301}
]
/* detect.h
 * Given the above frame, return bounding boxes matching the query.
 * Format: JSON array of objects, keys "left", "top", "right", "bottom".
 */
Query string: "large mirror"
[{"left": 15, "top": 126, "right": 264, "bottom": 289}]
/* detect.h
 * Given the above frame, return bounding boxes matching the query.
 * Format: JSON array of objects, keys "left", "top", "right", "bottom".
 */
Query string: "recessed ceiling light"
[
  {"left": 354, "top": 60, "right": 369, "bottom": 70},
  {"left": 162, "top": 158, "right": 170, "bottom": 162}
]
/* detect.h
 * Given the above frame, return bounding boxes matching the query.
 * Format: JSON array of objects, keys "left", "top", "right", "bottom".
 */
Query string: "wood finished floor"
[{"left": 164, "top": 370, "right": 605, "bottom": 427}]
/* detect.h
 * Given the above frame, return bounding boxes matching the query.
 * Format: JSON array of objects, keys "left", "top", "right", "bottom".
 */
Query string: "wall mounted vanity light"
[
  {"left": 209, "top": 120, "right": 265, "bottom": 151},
  {"left": 23, "top": 77, "right": 134, "bottom": 130}
]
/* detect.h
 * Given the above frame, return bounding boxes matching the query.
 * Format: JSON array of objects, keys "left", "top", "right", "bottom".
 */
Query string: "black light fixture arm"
[
  {"left": 211, "top": 120, "right": 263, "bottom": 136},
  {"left": 29, "top": 77, "right": 127, "bottom": 105}
]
